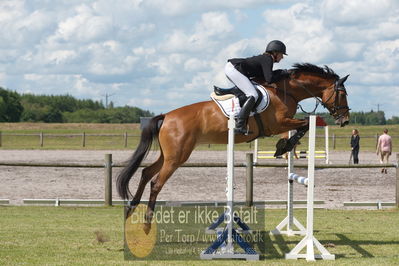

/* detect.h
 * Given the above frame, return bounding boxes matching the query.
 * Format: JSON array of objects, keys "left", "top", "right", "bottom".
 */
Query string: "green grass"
[
  {"left": 0, "top": 122, "right": 398, "bottom": 151},
  {"left": 0, "top": 206, "right": 398, "bottom": 265},
  {"left": 0, "top": 123, "right": 142, "bottom": 150}
]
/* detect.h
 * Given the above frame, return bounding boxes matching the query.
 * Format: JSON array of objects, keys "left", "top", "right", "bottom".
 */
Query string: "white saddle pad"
[{"left": 210, "top": 84, "right": 270, "bottom": 118}]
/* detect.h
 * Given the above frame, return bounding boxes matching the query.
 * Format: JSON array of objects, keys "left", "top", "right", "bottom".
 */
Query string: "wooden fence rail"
[
  {"left": 1, "top": 154, "right": 398, "bottom": 208},
  {"left": 0, "top": 131, "right": 398, "bottom": 149}
]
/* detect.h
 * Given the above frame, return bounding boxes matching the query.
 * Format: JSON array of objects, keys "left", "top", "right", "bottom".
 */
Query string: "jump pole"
[
  {"left": 254, "top": 123, "right": 329, "bottom": 164},
  {"left": 285, "top": 115, "right": 335, "bottom": 261},
  {"left": 200, "top": 115, "right": 259, "bottom": 261}
]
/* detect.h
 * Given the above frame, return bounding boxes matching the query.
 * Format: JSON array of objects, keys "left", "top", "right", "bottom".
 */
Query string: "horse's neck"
[{"left": 278, "top": 78, "right": 324, "bottom": 102}]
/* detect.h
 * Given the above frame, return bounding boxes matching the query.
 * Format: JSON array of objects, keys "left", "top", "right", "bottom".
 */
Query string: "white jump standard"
[
  {"left": 271, "top": 115, "right": 335, "bottom": 261},
  {"left": 200, "top": 115, "right": 259, "bottom": 261},
  {"left": 270, "top": 130, "right": 307, "bottom": 236}
]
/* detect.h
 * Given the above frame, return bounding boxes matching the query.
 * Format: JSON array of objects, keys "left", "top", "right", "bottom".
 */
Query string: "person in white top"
[{"left": 376, "top": 128, "right": 392, "bottom": 174}]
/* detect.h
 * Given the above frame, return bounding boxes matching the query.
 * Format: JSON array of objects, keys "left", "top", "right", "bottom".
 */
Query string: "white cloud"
[
  {"left": 322, "top": 0, "right": 397, "bottom": 26},
  {"left": 195, "top": 12, "right": 233, "bottom": 37},
  {"left": 141, "top": 0, "right": 292, "bottom": 16},
  {"left": 364, "top": 40, "right": 399, "bottom": 71},
  {"left": 184, "top": 58, "right": 207, "bottom": 72},
  {"left": 133, "top": 47, "right": 156, "bottom": 56},
  {"left": 161, "top": 12, "right": 233, "bottom": 54},
  {"left": 54, "top": 4, "right": 113, "bottom": 43},
  {"left": 150, "top": 53, "right": 185, "bottom": 75},
  {"left": 1, "top": 0, "right": 398, "bottom": 118}
]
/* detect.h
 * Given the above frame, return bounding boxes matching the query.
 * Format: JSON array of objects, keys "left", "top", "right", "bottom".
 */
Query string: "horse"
[{"left": 117, "top": 63, "right": 350, "bottom": 233}]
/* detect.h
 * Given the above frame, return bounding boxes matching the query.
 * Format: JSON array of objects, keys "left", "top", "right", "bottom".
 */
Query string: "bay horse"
[{"left": 117, "top": 63, "right": 350, "bottom": 233}]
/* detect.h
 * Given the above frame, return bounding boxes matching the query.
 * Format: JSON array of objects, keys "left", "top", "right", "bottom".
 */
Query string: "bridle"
[
  {"left": 288, "top": 77, "right": 350, "bottom": 120},
  {"left": 321, "top": 80, "right": 350, "bottom": 120}
]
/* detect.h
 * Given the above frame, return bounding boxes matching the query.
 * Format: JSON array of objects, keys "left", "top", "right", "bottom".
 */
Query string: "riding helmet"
[{"left": 265, "top": 40, "right": 287, "bottom": 55}]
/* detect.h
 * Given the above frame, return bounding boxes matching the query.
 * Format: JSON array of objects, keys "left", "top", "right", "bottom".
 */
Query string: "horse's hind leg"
[
  {"left": 142, "top": 160, "right": 181, "bottom": 234},
  {"left": 130, "top": 154, "right": 164, "bottom": 208},
  {"left": 143, "top": 139, "right": 195, "bottom": 234}
]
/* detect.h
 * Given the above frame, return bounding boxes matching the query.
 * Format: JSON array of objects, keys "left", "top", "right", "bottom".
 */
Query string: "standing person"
[
  {"left": 350, "top": 129, "right": 360, "bottom": 164},
  {"left": 377, "top": 129, "right": 392, "bottom": 174},
  {"left": 225, "top": 40, "right": 287, "bottom": 135}
]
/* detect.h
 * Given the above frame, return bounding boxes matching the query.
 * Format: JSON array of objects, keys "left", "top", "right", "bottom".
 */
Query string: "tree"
[
  {"left": 387, "top": 116, "right": 399, "bottom": 124},
  {"left": 1, "top": 88, "right": 154, "bottom": 123},
  {"left": 43, "top": 106, "right": 64, "bottom": 123},
  {"left": 0, "top": 87, "right": 23, "bottom": 122}
]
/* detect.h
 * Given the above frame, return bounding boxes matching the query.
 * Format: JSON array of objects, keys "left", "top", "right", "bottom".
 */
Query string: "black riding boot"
[{"left": 235, "top": 96, "right": 256, "bottom": 135}]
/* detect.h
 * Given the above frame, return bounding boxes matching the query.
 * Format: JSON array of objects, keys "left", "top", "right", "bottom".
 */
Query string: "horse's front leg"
[{"left": 274, "top": 118, "right": 309, "bottom": 157}]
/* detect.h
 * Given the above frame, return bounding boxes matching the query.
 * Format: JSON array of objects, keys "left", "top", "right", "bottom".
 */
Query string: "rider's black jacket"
[{"left": 228, "top": 53, "right": 274, "bottom": 83}]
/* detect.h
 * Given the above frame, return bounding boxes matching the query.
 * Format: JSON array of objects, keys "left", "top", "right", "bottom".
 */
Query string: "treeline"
[
  {"left": 2, "top": 87, "right": 398, "bottom": 125},
  {"left": 295, "top": 110, "right": 399, "bottom": 125},
  {"left": 0, "top": 87, "right": 153, "bottom": 123}
]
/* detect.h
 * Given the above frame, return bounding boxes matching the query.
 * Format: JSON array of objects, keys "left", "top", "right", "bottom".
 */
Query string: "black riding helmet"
[{"left": 265, "top": 40, "right": 287, "bottom": 55}]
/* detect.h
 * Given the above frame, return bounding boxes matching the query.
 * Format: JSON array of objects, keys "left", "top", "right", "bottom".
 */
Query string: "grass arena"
[{"left": 1, "top": 146, "right": 399, "bottom": 264}]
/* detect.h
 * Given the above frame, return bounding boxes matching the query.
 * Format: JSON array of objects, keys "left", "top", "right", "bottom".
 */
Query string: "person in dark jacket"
[
  {"left": 225, "top": 40, "right": 287, "bottom": 134},
  {"left": 350, "top": 129, "right": 360, "bottom": 164}
]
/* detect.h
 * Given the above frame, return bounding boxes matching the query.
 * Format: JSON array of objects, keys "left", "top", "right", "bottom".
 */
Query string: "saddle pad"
[{"left": 210, "top": 84, "right": 270, "bottom": 118}]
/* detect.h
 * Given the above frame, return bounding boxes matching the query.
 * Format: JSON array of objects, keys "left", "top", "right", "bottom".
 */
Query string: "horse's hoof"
[
  {"left": 274, "top": 138, "right": 296, "bottom": 157},
  {"left": 274, "top": 148, "right": 286, "bottom": 157},
  {"left": 276, "top": 138, "right": 288, "bottom": 150},
  {"left": 143, "top": 223, "right": 152, "bottom": 235},
  {"left": 274, "top": 139, "right": 288, "bottom": 157}
]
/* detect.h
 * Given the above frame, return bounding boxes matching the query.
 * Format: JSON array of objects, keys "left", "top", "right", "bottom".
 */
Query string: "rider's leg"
[
  {"left": 224, "top": 62, "right": 258, "bottom": 100},
  {"left": 235, "top": 96, "right": 255, "bottom": 134},
  {"left": 224, "top": 62, "right": 258, "bottom": 134}
]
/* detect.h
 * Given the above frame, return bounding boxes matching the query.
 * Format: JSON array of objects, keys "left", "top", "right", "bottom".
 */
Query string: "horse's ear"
[{"left": 338, "top": 74, "right": 349, "bottom": 86}]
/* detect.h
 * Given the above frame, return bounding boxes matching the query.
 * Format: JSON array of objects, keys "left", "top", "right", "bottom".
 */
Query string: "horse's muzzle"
[{"left": 335, "top": 117, "right": 349, "bottom": 127}]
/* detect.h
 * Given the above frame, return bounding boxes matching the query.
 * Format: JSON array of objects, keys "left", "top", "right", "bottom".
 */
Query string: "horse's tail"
[{"left": 116, "top": 114, "right": 165, "bottom": 200}]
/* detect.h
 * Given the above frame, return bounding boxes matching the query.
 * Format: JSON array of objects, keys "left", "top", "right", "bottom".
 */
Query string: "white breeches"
[{"left": 224, "top": 62, "right": 258, "bottom": 100}]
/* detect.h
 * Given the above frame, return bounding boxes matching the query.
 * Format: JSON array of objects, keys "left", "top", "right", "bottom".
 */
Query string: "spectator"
[
  {"left": 350, "top": 129, "right": 360, "bottom": 164},
  {"left": 377, "top": 129, "right": 392, "bottom": 174}
]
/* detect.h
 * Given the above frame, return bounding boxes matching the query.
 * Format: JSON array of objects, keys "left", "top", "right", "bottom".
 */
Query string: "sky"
[{"left": 1, "top": 0, "right": 399, "bottom": 118}]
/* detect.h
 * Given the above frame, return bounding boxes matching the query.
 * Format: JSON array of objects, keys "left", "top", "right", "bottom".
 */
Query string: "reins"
[{"left": 286, "top": 76, "right": 350, "bottom": 119}]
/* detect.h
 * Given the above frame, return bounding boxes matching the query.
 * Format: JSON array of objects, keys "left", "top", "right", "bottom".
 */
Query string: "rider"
[{"left": 225, "top": 40, "right": 287, "bottom": 134}]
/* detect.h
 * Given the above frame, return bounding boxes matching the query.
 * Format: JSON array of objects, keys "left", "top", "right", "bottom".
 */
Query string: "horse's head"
[
  {"left": 288, "top": 63, "right": 350, "bottom": 127},
  {"left": 322, "top": 74, "right": 350, "bottom": 127}
]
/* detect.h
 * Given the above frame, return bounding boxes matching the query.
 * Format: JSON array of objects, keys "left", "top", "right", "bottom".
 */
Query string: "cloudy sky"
[{"left": 1, "top": 0, "right": 398, "bottom": 118}]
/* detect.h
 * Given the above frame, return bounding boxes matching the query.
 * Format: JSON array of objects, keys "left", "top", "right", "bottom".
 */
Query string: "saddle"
[
  {"left": 213, "top": 82, "right": 264, "bottom": 109},
  {"left": 210, "top": 82, "right": 271, "bottom": 139}
]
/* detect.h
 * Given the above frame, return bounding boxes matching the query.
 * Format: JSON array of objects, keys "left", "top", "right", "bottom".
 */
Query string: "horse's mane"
[
  {"left": 291, "top": 63, "right": 339, "bottom": 80},
  {"left": 265, "top": 63, "right": 338, "bottom": 84}
]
